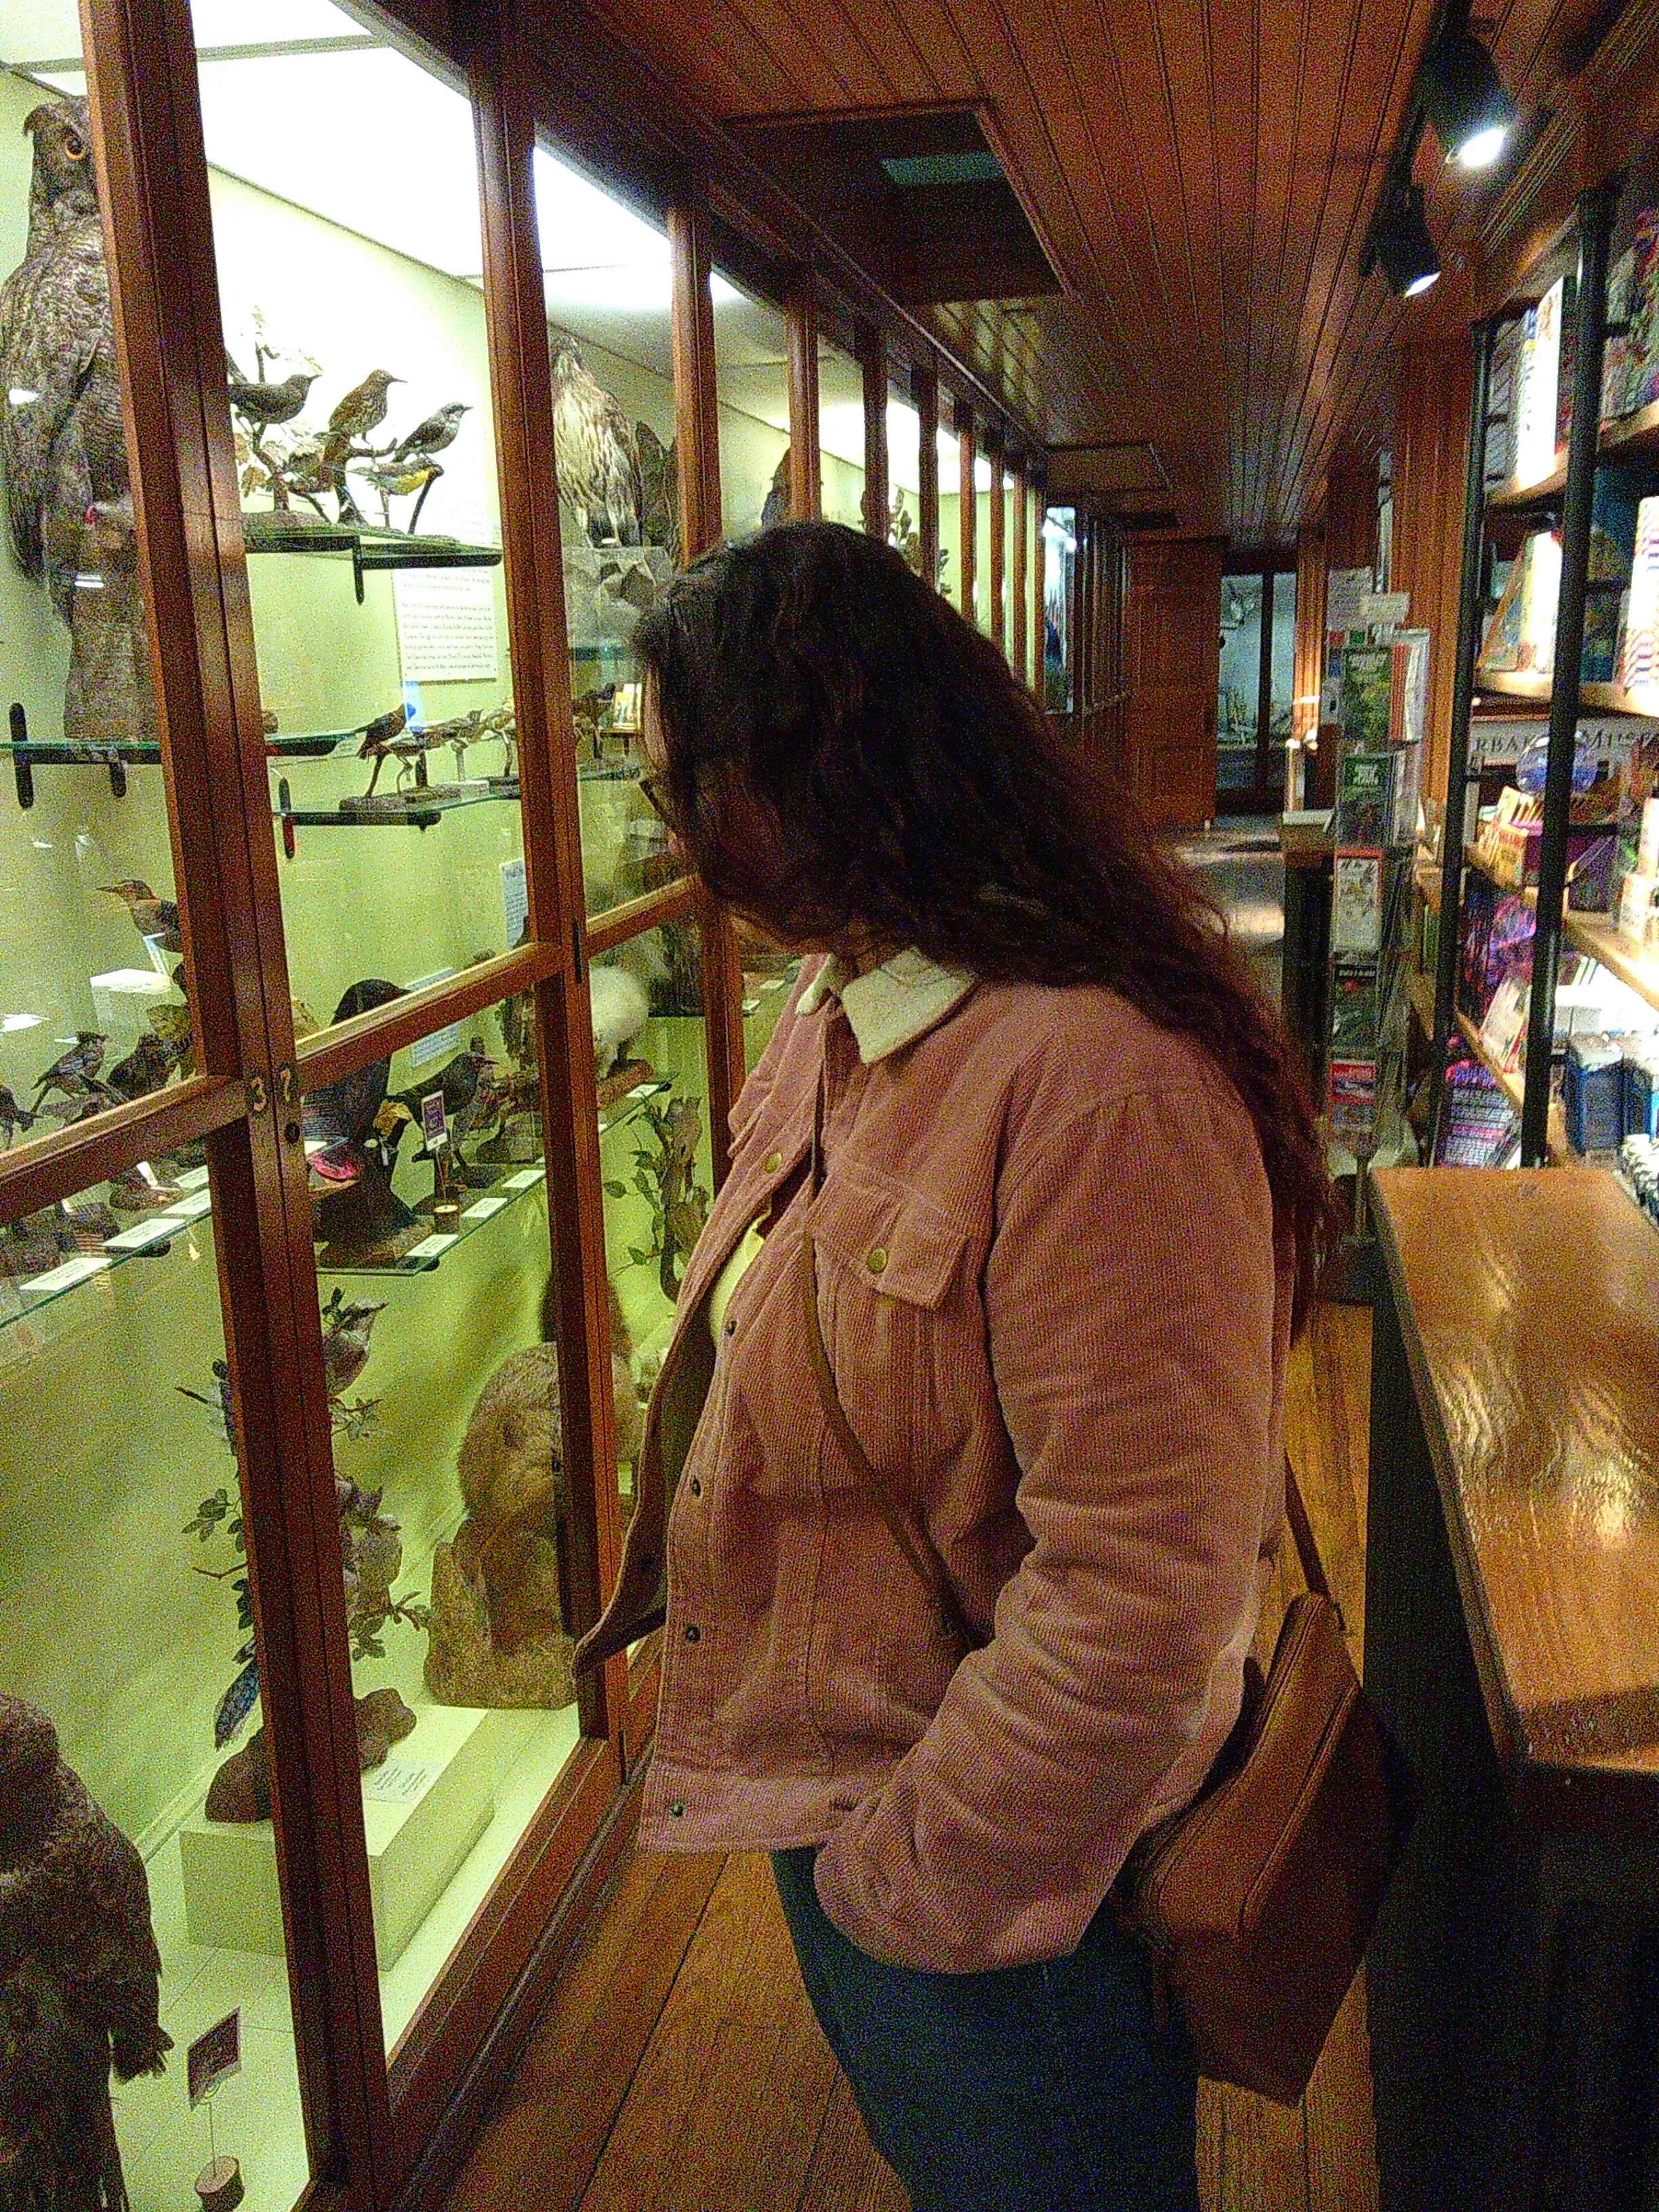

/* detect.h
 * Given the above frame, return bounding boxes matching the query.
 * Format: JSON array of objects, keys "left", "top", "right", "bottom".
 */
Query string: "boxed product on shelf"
[
  {"left": 1584, "top": 469, "right": 1641, "bottom": 680},
  {"left": 1563, "top": 1033, "right": 1625, "bottom": 1154},
  {"left": 1554, "top": 272, "right": 1579, "bottom": 457},
  {"left": 1602, "top": 244, "right": 1636, "bottom": 423},
  {"left": 1618, "top": 865, "right": 1659, "bottom": 948},
  {"left": 1486, "top": 314, "right": 1521, "bottom": 485},
  {"left": 1626, "top": 209, "right": 1659, "bottom": 414},
  {"left": 1624, "top": 1049, "right": 1659, "bottom": 1137},
  {"left": 1458, "top": 867, "right": 1535, "bottom": 1022},
  {"left": 1515, "top": 283, "right": 1562, "bottom": 485},
  {"left": 1619, "top": 1134, "right": 1659, "bottom": 1224},
  {"left": 1437, "top": 1048, "right": 1519, "bottom": 1167}
]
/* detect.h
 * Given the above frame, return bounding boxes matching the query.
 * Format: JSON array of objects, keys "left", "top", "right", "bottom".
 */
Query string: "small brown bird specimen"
[
  {"left": 30, "top": 1031, "right": 109, "bottom": 1110},
  {"left": 226, "top": 367, "right": 315, "bottom": 435},
  {"left": 327, "top": 369, "right": 399, "bottom": 447},
  {"left": 0, "top": 1084, "right": 35, "bottom": 1147},
  {"left": 103, "top": 877, "right": 182, "bottom": 955}
]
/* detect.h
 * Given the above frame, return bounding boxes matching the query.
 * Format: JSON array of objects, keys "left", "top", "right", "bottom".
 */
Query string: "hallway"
[{"left": 441, "top": 1303, "right": 1377, "bottom": 2212}]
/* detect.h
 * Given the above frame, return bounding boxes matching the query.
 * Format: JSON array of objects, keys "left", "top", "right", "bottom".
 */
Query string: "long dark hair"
[{"left": 634, "top": 521, "right": 1332, "bottom": 1328}]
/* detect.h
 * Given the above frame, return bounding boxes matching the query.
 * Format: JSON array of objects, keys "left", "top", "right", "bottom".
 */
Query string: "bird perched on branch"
[
  {"left": 30, "top": 1031, "right": 109, "bottom": 1111},
  {"left": 355, "top": 455, "right": 441, "bottom": 533},
  {"left": 226, "top": 366, "right": 315, "bottom": 437},
  {"left": 102, "top": 877, "right": 182, "bottom": 956},
  {"left": 320, "top": 1288, "right": 385, "bottom": 1402},
  {"left": 105, "top": 1026, "right": 184, "bottom": 1104},
  {"left": 392, "top": 400, "right": 467, "bottom": 467},
  {"left": 551, "top": 340, "right": 641, "bottom": 546},
  {"left": 328, "top": 368, "right": 400, "bottom": 448}
]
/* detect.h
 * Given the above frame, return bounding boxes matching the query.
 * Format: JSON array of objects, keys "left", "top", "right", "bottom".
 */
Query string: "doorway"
[{"left": 1217, "top": 558, "right": 1297, "bottom": 814}]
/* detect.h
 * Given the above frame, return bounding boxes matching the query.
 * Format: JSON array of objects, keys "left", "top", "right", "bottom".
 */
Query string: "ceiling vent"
[
  {"left": 1046, "top": 441, "right": 1170, "bottom": 508},
  {"left": 728, "top": 106, "right": 1063, "bottom": 307}
]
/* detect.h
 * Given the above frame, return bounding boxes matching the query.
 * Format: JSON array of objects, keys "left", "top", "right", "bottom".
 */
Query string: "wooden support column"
[
  {"left": 857, "top": 319, "right": 888, "bottom": 537},
  {"left": 669, "top": 197, "right": 745, "bottom": 1181},
  {"left": 956, "top": 398, "right": 977, "bottom": 625},
  {"left": 914, "top": 362, "right": 939, "bottom": 590},
  {"left": 668, "top": 199, "right": 722, "bottom": 561},
  {"left": 987, "top": 429, "right": 1006, "bottom": 651},
  {"left": 785, "top": 269, "right": 821, "bottom": 521},
  {"left": 1011, "top": 453, "right": 1029, "bottom": 681}
]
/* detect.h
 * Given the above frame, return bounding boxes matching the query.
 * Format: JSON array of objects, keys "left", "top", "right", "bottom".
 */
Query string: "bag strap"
[
  {"left": 1283, "top": 1451, "right": 1342, "bottom": 1625},
  {"left": 796, "top": 1229, "right": 982, "bottom": 1652}
]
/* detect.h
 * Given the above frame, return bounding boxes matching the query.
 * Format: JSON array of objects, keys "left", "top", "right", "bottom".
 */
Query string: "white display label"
[
  {"left": 103, "top": 1218, "right": 180, "bottom": 1253},
  {"left": 501, "top": 857, "right": 528, "bottom": 945},
  {"left": 175, "top": 1165, "right": 211, "bottom": 1191},
  {"left": 165, "top": 1189, "right": 214, "bottom": 1221},
  {"left": 392, "top": 569, "right": 499, "bottom": 682},
  {"left": 24, "top": 1254, "right": 110, "bottom": 1299},
  {"left": 363, "top": 1758, "right": 439, "bottom": 1807},
  {"left": 460, "top": 1194, "right": 508, "bottom": 1221},
  {"left": 403, "top": 1232, "right": 457, "bottom": 1261},
  {"left": 502, "top": 1167, "right": 543, "bottom": 1190}
]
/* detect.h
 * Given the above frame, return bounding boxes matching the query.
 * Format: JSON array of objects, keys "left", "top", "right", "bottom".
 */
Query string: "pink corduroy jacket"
[{"left": 575, "top": 957, "right": 1292, "bottom": 1973}]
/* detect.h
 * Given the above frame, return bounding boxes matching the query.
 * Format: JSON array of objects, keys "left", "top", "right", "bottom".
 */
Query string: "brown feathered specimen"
[
  {"left": 0, "top": 1694, "right": 171, "bottom": 2212},
  {"left": 0, "top": 99, "right": 155, "bottom": 750},
  {"left": 550, "top": 338, "right": 641, "bottom": 546}
]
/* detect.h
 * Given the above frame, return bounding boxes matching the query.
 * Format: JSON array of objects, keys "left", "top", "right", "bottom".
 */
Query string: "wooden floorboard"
[{"left": 443, "top": 1304, "right": 1378, "bottom": 2212}]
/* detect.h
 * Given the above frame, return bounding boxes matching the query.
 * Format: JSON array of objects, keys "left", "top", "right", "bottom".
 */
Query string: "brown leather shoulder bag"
[{"left": 799, "top": 1226, "right": 1412, "bottom": 2107}]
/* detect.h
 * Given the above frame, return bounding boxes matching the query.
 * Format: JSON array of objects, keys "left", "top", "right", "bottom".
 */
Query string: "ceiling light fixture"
[
  {"left": 1420, "top": 22, "right": 1515, "bottom": 169},
  {"left": 1374, "top": 182, "right": 1441, "bottom": 298}
]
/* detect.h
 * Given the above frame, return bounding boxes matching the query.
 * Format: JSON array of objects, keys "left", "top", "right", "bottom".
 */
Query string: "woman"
[{"left": 576, "top": 521, "right": 1329, "bottom": 2211}]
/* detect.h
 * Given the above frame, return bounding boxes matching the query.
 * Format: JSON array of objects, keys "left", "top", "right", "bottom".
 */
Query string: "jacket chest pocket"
[{"left": 810, "top": 1170, "right": 970, "bottom": 1311}]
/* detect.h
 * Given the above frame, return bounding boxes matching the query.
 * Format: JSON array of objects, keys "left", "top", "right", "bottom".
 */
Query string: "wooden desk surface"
[{"left": 1372, "top": 1168, "right": 1659, "bottom": 1811}]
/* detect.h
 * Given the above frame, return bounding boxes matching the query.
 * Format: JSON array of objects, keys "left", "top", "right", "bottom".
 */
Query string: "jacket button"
[
  {"left": 689, "top": 1477, "right": 701, "bottom": 1497},
  {"left": 866, "top": 1245, "right": 888, "bottom": 1273},
  {"left": 668, "top": 1799, "right": 684, "bottom": 1818},
  {"left": 764, "top": 1149, "right": 782, "bottom": 1173},
  {"left": 724, "top": 1316, "right": 736, "bottom": 1336},
  {"left": 684, "top": 1623, "right": 701, "bottom": 1643}
]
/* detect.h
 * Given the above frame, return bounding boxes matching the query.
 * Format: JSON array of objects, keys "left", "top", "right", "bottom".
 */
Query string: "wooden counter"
[{"left": 1366, "top": 1166, "right": 1659, "bottom": 2211}]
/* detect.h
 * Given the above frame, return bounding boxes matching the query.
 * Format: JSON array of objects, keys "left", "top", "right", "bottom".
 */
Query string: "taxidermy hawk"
[
  {"left": 0, "top": 98, "right": 153, "bottom": 749},
  {"left": 550, "top": 337, "right": 642, "bottom": 546}
]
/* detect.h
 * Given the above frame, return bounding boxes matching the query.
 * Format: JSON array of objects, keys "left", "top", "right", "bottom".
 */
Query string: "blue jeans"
[{"left": 772, "top": 1848, "right": 1199, "bottom": 2212}]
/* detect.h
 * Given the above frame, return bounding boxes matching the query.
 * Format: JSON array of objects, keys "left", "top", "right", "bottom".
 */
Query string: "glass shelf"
[
  {"left": 0, "top": 1163, "right": 215, "bottom": 1328},
  {"left": 241, "top": 513, "right": 503, "bottom": 605},
  {"left": 316, "top": 1161, "right": 548, "bottom": 1277},
  {"left": 274, "top": 775, "right": 522, "bottom": 851}
]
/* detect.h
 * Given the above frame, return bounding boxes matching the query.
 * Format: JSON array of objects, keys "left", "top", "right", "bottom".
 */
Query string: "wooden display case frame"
[{"left": 0, "top": 1, "right": 1051, "bottom": 2206}]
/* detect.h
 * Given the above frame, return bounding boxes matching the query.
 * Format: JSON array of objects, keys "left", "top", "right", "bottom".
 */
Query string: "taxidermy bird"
[
  {"left": 320, "top": 1288, "right": 386, "bottom": 1401},
  {"left": 327, "top": 368, "right": 399, "bottom": 448},
  {"left": 0, "top": 1084, "right": 35, "bottom": 1148},
  {"left": 550, "top": 339, "right": 641, "bottom": 546},
  {"left": 30, "top": 1031, "right": 109, "bottom": 1111},
  {"left": 105, "top": 1026, "right": 184, "bottom": 1104},
  {"left": 356, "top": 455, "right": 441, "bottom": 533},
  {"left": 102, "top": 877, "right": 182, "bottom": 955},
  {"left": 0, "top": 98, "right": 156, "bottom": 752},
  {"left": 392, "top": 399, "right": 468, "bottom": 466},
  {"left": 226, "top": 365, "right": 314, "bottom": 436},
  {"left": 635, "top": 419, "right": 680, "bottom": 563},
  {"left": 0, "top": 1694, "right": 171, "bottom": 2212}
]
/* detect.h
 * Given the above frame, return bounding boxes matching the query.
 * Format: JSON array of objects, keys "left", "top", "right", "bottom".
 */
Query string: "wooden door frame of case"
[
  {"left": 1011, "top": 453, "right": 1029, "bottom": 682},
  {"left": 1032, "top": 473, "right": 1048, "bottom": 699},
  {"left": 956, "top": 398, "right": 977, "bottom": 627},
  {"left": 986, "top": 426, "right": 1006, "bottom": 650},
  {"left": 786, "top": 267, "right": 823, "bottom": 521},
  {"left": 69, "top": 0, "right": 391, "bottom": 2198},
  {"left": 914, "top": 361, "right": 940, "bottom": 592},
  {"left": 857, "top": 318, "right": 888, "bottom": 538}
]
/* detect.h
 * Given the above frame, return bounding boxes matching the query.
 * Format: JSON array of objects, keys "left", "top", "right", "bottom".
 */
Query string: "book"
[
  {"left": 1338, "top": 644, "right": 1394, "bottom": 749},
  {"left": 1515, "top": 286, "right": 1561, "bottom": 485}
]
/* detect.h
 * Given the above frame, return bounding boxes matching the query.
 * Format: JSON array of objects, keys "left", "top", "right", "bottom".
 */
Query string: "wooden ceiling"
[{"left": 576, "top": 0, "right": 1633, "bottom": 542}]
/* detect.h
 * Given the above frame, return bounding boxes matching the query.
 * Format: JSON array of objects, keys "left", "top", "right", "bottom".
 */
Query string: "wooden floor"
[{"left": 443, "top": 1300, "right": 1376, "bottom": 2212}]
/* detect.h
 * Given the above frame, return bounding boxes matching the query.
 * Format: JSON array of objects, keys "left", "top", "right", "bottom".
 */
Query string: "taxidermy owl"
[
  {"left": 0, "top": 98, "right": 155, "bottom": 749},
  {"left": 0, "top": 1694, "right": 171, "bottom": 2212},
  {"left": 551, "top": 337, "right": 642, "bottom": 546}
]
